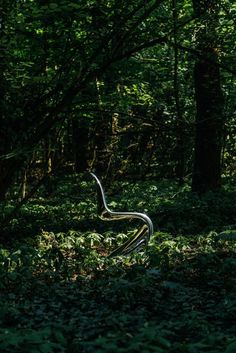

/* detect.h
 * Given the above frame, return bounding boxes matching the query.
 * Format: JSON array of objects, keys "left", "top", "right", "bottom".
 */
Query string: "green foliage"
[
  {"left": 1, "top": 0, "right": 235, "bottom": 347},
  {"left": 0, "top": 176, "right": 235, "bottom": 353},
  {"left": 1, "top": 0, "right": 235, "bottom": 201}
]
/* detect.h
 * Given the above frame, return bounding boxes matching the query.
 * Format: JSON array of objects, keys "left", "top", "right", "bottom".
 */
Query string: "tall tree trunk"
[
  {"left": 0, "top": 3, "right": 11, "bottom": 200},
  {"left": 192, "top": 0, "right": 224, "bottom": 193},
  {"left": 172, "top": 0, "right": 185, "bottom": 185}
]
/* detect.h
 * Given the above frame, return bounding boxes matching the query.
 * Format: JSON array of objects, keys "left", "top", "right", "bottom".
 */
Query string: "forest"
[{"left": 0, "top": 0, "right": 236, "bottom": 352}]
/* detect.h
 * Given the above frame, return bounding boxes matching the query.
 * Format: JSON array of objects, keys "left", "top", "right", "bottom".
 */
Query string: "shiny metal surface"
[{"left": 91, "top": 173, "right": 153, "bottom": 257}]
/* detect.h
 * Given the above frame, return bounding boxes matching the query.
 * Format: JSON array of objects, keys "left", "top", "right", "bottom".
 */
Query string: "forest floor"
[{"left": 0, "top": 174, "right": 236, "bottom": 353}]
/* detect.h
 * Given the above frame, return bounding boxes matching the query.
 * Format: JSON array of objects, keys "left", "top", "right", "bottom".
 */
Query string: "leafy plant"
[{"left": 0, "top": 176, "right": 235, "bottom": 353}]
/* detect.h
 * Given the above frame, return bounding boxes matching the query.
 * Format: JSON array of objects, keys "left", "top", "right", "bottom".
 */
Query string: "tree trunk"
[
  {"left": 192, "top": 0, "right": 224, "bottom": 194},
  {"left": 172, "top": 0, "right": 185, "bottom": 185}
]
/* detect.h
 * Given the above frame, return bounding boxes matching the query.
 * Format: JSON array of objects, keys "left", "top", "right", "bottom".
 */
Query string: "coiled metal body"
[{"left": 91, "top": 173, "right": 153, "bottom": 257}]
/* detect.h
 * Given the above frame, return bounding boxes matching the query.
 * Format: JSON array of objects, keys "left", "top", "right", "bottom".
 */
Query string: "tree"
[
  {"left": 191, "top": 0, "right": 224, "bottom": 193},
  {"left": 0, "top": 0, "right": 235, "bottom": 205},
  {"left": 0, "top": 0, "right": 166, "bottom": 200}
]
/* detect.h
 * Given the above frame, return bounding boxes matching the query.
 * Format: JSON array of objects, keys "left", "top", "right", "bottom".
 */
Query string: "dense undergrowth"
[{"left": 0, "top": 175, "right": 236, "bottom": 353}]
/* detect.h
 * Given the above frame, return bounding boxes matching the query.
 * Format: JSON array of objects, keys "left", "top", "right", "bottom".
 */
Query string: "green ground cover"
[{"left": 0, "top": 175, "right": 235, "bottom": 353}]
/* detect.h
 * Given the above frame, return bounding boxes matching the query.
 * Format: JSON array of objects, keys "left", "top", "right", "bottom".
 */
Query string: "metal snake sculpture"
[{"left": 91, "top": 173, "right": 153, "bottom": 257}]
